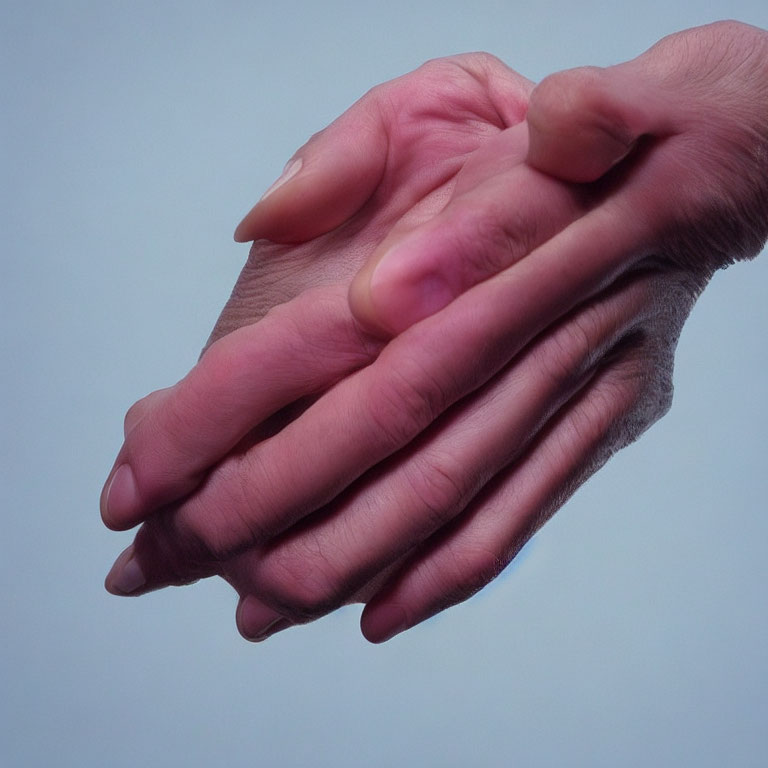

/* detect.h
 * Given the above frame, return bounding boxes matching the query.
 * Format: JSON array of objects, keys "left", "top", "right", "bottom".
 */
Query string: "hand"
[
  {"left": 103, "top": 22, "right": 768, "bottom": 643},
  {"left": 101, "top": 53, "right": 544, "bottom": 531},
  {"left": 104, "top": 54, "right": 592, "bottom": 629},
  {"left": 349, "top": 21, "right": 768, "bottom": 334}
]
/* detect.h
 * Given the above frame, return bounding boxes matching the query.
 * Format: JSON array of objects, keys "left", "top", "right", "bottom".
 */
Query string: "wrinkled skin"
[{"left": 102, "top": 22, "right": 768, "bottom": 643}]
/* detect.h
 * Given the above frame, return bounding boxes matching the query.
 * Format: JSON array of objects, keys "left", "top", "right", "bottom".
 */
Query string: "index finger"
[{"left": 101, "top": 284, "right": 383, "bottom": 531}]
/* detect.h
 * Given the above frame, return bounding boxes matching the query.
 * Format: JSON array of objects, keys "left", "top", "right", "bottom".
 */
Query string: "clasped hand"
[{"left": 101, "top": 22, "right": 768, "bottom": 643}]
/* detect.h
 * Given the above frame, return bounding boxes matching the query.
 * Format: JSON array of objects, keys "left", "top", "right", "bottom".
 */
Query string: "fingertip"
[
  {"left": 236, "top": 595, "right": 289, "bottom": 642},
  {"left": 234, "top": 158, "right": 307, "bottom": 243},
  {"left": 526, "top": 67, "right": 639, "bottom": 183},
  {"left": 233, "top": 217, "right": 250, "bottom": 243},
  {"left": 348, "top": 236, "right": 456, "bottom": 338},
  {"left": 260, "top": 158, "right": 304, "bottom": 204},
  {"left": 232, "top": 201, "right": 273, "bottom": 244},
  {"left": 100, "top": 463, "right": 141, "bottom": 531},
  {"left": 101, "top": 514, "right": 130, "bottom": 532},
  {"left": 235, "top": 107, "right": 388, "bottom": 244},
  {"left": 348, "top": 260, "right": 396, "bottom": 340},
  {"left": 104, "top": 543, "right": 146, "bottom": 596},
  {"left": 360, "top": 602, "right": 409, "bottom": 644}
]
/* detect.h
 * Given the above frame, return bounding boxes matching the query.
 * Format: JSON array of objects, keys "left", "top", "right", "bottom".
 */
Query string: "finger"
[
  {"left": 348, "top": 122, "right": 592, "bottom": 336},
  {"left": 103, "top": 534, "right": 296, "bottom": 641},
  {"left": 360, "top": 336, "right": 662, "bottom": 642},
  {"left": 218, "top": 273, "right": 652, "bottom": 629},
  {"left": 524, "top": 23, "right": 762, "bottom": 183},
  {"left": 104, "top": 523, "right": 209, "bottom": 597},
  {"left": 233, "top": 51, "right": 535, "bottom": 246},
  {"left": 525, "top": 63, "right": 676, "bottom": 183},
  {"left": 234, "top": 94, "right": 388, "bottom": 244},
  {"left": 101, "top": 285, "right": 382, "bottom": 531},
  {"left": 236, "top": 595, "right": 292, "bottom": 643},
  {"left": 104, "top": 203, "right": 649, "bottom": 597}
]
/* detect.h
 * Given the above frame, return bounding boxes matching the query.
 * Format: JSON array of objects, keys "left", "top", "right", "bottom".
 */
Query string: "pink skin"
[
  {"left": 100, "top": 54, "right": 536, "bottom": 531},
  {"left": 102, "top": 22, "right": 768, "bottom": 643}
]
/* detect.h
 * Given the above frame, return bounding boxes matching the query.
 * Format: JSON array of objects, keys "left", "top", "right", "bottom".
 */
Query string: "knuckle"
[
  {"left": 420, "top": 53, "right": 507, "bottom": 90},
  {"left": 167, "top": 506, "right": 230, "bottom": 566},
  {"left": 235, "top": 287, "right": 374, "bottom": 380},
  {"left": 459, "top": 544, "right": 507, "bottom": 594},
  {"left": 538, "top": 339, "right": 580, "bottom": 393},
  {"left": 582, "top": 330, "right": 674, "bottom": 453},
  {"left": 197, "top": 333, "right": 260, "bottom": 398},
  {"left": 401, "top": 452, "right": 468, "bottom": 531},
  {"left": 628, "top": 340, "right": 675, "bottom": 426},
  {"left": 453, "top": 51, "right": 508, "bottom": 75},
  {"left": 451, "top": 202, "right": 526, "bottom": 280},
  {"left": 258, "top": 547, "right": 345, "bottom": 621},
  {"left": 137, "top": 386, "right": 201, "bottom": 462},
  {"left": 365, "top": 354, "right": 452, "bottom": 450},
  {"left": 416, "top": 56, "right": 455, "bottom": 78},
  {"left": 532, "top": 66, "right": 606, "bottom": 121},
  {"left": 220, "top": 456, "right": 273, "bottom": 547},
  {"left": 123, "top": 399, "right": 145, "bottom": 436},
  {"left": 168, "top": 457, "right": 272, "bottom": 564},
  {"left": 534, "top": 309, "right": 602, "bottom": 393},
  {"left": 417, "top": 55, "right": 484, "bottom": 83},
  {"left": 430, "top": 542, "right": 506, "bottom": 612},
  {"left": 123, "top": 390, "right": 166, "bottom": 438}
]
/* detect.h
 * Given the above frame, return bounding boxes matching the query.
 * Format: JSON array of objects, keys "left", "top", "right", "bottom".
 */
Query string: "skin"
[{"left": 101, "top": 22, "right": 768, "bottom": 643}]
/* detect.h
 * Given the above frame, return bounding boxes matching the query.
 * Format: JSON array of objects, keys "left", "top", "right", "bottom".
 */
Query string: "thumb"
[
  {"left": 234, "top": 97, "right": 389, "bottom": 244},
  {"left": 349, "top": 124, "right": 588, "bottom": 337},
  {"left": 525, "top": 62, "right": 679, "bottom": 183}
]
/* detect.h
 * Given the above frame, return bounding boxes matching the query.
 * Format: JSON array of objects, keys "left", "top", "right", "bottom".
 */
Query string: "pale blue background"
[{"left": 2, "top": 1, "right": 767, "bottom": 766}]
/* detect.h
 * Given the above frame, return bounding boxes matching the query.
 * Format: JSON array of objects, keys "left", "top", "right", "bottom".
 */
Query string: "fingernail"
[
  {"left": 105, "top": 544, "right": 146, "bottom": 595},
  {"left": 260, "top": 157, "right": 303, "bottom": 202},
  {"left": 233, "top": 158, "right": 304, "bottom": 241},
  {"left": 238, "top": 595, "right": 288, "bottom": 642},
  {"left": 370, "top": 244, "right": 456, "bottom": 333},
  {"left": 254, "top": 618, "right": 292, "bottom": 642},
  {"left": 362, "top": 604, "right": 408, "bottom": 643},
  {"left": 103, "top": 463, "right": 139, "bottom": 526}
]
